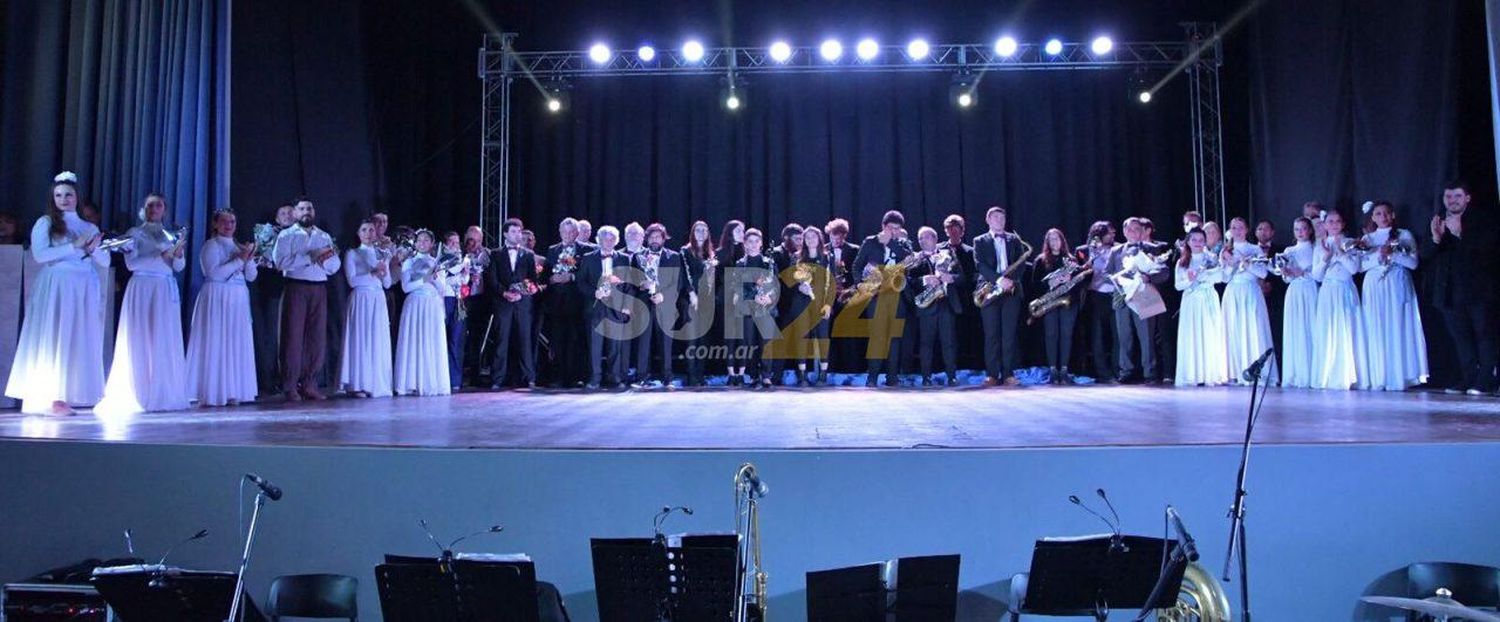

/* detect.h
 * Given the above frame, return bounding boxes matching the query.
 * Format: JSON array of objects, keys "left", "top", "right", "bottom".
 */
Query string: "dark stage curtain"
[
  {"left": 0, "top": 0, "right": 229, "bottom": 301},
  {"left": 513, "top": 71, "right": 1194, "bottom": 247}
]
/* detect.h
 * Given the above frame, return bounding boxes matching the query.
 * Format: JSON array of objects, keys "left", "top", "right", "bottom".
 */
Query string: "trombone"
[{"left": 734, "top": 463, "right": 768, "bottom": 622}]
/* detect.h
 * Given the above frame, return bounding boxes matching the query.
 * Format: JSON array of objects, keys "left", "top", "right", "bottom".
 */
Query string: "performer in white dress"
[
  {"left": 1219, "top": 218, "right": 1277, "bottom": 385},
  {"left": 96, "top": 194, "right": 191, "bottom": 414},
  {"left": 339, "top": 219, "right": 394, "bottom": 398},
  {"left": 393, "top": 229, "right": 451, "bottom": 396},
  {"left": 1358, "top": 201, "right": 1428, "bottom": 391},
  {"left": 185, "top": 210, "right": 259, "bottom": 406},
  {"left": 5, "top": 172, "right": 110, "bottom": 415},
  {"left": 1310, "top": 210, "right": 1365, "bottom": 390},
  {"left": 1278, "top": 217, "right": 1320, "bottom": 388},
  {"left": 1174, "top": 228, "right": 1229, "bottom": 386}
]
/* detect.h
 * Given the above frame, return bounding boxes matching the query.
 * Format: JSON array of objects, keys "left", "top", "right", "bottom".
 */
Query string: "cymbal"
[{"left": 1361, "top": 596, "right": 1500, "bottom": 621}]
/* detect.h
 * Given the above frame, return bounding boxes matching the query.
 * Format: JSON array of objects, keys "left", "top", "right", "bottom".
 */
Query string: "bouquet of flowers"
[
  {"left": 253, "top": 223, "right": 278, "bottom": 266},
  {"left": 556, "top": 246, "right": 578, "bottom": 275}
]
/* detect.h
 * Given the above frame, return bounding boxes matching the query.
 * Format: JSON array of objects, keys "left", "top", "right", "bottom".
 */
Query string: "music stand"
[
  {"left": 891, "top": 554, "right": 961, "bottom": 622},
  {"left": 1020, "top": 535, "right": 1184, "bottom": 621},
  {"left": 90, "top": 566, "right": 265, "bottom": 622},
  {"left": 671, "top": 534, "right": 738, "bottom": 621},
  {"left": 375, "top": 554, "right": 538, "bottom": 622},
  {"left": 590, "top": 534, "right": 738, "bottom": 622},
  {"left": 806, "top": 563, "right": 886, "bottom": 622}
]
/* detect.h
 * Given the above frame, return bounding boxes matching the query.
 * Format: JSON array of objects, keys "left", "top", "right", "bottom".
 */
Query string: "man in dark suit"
[
  {"left": 972, "top": 206, "right": 1031, "bottom": 386},
  {"left": 630, "top": 223, "right": 697, "bottom": 388},
  {"left": 486, "top": 218, "right": 538, "bottom": 389},
  {"left": 913, "top": 226, "right": 965, "bottom": 385},
  {"left": 540, "top": 218, "right": 589, "bottom": 388},
  {"left": 939, "top": 214, "right": 978, "bottom": 372},
  {"left": 852, "top": 210, "right": 915, "bottom": 387},
  {"left": 1078, "top": 220, "right": 1118, "bottom": 382},
  {"left": 1107, "top": 217, "right": 1171, "bottom": 384},
  {"left": 766, "top": 223, "right": 803, "bottom": 385},
  {"left": 575, "top": 225, "right": 633, "bottom": 389},
  {"left": 824, "top": 218, "right": 861, "bottom": 373},
  {"left": 1423, "top": 180, "right": 1499, "bottom": 395}
]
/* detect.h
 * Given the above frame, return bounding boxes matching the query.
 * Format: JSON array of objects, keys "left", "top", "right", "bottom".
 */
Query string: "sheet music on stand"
[
  {"left": 90, "top": 565, "right": 265, "bottom": 622},
  {"left": 590, "top": 533, "right": 738, "bottom": 622},
  {"left": 375, "top": 552, "right": 538, "bottom": 622},
  {"left": 1022, "top": 534, "right": 1184, "bottom": 618}
]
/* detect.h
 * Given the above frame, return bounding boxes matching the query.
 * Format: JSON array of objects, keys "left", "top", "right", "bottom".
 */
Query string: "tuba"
[
  {"left": 1155, "top": 562, "right": 1232, "bottom": 621},
  {"left": 973, "top": 236, "right": 1034, "bottom": 308},
  {"left": 734, "top": 463, "right": 768, "bottom": 622}
]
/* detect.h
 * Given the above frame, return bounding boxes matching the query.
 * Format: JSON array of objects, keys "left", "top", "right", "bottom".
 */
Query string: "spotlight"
[
  {"left": 1044, "top": 39, "right": 1063, "bottom": 56},
  {"left": 957, "top": 92, "right": 973, "bottom": 108},
  {"left": 725, "top": 91, "right": 742, "bottom": 110},
  {"left": 906, "top": 38, "right": 930, "bottom": 60},
  {"left": 547, "top": 98, "right": 562, "bottom": 113},
  {"left": 722, "top": 79, "right": 746, "bottom": 112},
  {"left": 950, "top": 73, "right": 977, "bottom": 109},
  {"left": 769, "top": 41, "right": 793, "bottom": 63},
  {"left": 994, "top": 36, "right": 1018, "bottom": 57},
  {"left": 543, "top": 83, "right": 571, "bottom": 113},
  {"left": 589, "top": 43, "right": 611, "bottom": 65},
  {"left": 820, "top": 39, "right": 843, "bottom": 61},
  {"left": 1138, "top": 91, "right": 1152, "bottom": 104},
  {"left": 683, "top": 40, "right": 705, "bottom": 62},
  {"left": 1091, "top": 36, "right": 1113, "bottom": 55},
  {"left": 856, "top": 38, "right": 879, "bottom": 60},
  {"left": 637, "top": 45, "right": 656, "bottom": 62}
]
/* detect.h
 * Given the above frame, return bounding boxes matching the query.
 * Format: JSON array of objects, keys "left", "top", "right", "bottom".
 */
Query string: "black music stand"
[
  {"left": 375, "top": 554, "right": 538, "bottom": 622},
  {"left": 91, "top": 567, "right": 265, "bottom": 622},
  {"left": 1020, "top": 535, "right": 1183, "bottom": 621},
  {"left": 590, "top": 534, "right": 738, "bottom": 622},
  {"left": 807, "top": 554, "right": 962, "bottom": 622},
  {"left": 806, "top": 563, "right": 886, "bottom": 622},
  {"left": 890, "top": 554, "right": 961, "bottom": 622}
]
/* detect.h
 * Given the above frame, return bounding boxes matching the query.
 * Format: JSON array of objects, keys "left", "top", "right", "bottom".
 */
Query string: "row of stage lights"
[
  {"left": 545, "top": 35, "right": 1149, "bottom": 114},
  {"left": 584, "top": 35, "right": 1117, "bottom": 66}
]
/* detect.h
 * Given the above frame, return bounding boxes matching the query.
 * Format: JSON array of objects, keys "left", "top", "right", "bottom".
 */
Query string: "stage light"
[
  {"left": 957, "top": 92, "right": 973, "bottom": 108},
  {"left": 683, "top": 40, "right": 705, "bottom": 62},
  {"left": 994, "top": 36, "right": 1018, "bottom": 57},
  {"left": 547, "top": 98, "right": 562, "bottom": 112},
  {"left": 726, "top": 92, "right": 742, "bottom": 110},
  {"left": 769, "top": 41, "right": 793, "bottom": 63},
  {"left": 722, "top": 80, "right": 745, "bottom": 111},
  {"left": 950, "top": 73, "right": 977, "bottom": 109},
  {"left": 856, "top": 38, "right": 879, "bottom": 60},
  {"left": 589, "top": 43, "right": 611, "bottom": 65},
  {"left": 1044, "top": 39, "right": 1063, "bottom": 56},
  {"left": 543, "top": 83, "right": 571, "bottom": 113},
  {"left": 1091, "top": 36, "right": 1113, "bottom": 55},
  {"left": 637, "top": 45, "right": 656, "bottom": 62},
  {"left": 1138, "top": 90, "right": 1152, "bottom": 103},
  {"left": 906, "top": 38, "right": 930, "bottom": 60},
  {"left": 820, "top": 39, "right": 843, "bottom": 61}
]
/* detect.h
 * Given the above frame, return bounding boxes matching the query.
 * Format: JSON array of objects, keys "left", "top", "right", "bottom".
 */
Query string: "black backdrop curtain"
[
  {"left": 0, "top": 0, "right": 229, "bottom": 298},
  {"left": 513, "top": 71, "right": 1192, "bottom": 245}
]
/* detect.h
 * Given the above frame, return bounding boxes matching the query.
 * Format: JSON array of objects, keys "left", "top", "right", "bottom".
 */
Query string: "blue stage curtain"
[{"left": 0, "top": 0, "right": 230, "bottom": 307}]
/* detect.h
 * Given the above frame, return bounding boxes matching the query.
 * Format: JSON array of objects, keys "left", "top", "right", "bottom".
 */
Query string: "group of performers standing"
[{"left": 5, "top": 172, "right": 1496, "bottom": 415}]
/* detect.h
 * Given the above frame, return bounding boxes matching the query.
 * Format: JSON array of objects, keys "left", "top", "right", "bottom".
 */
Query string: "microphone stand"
[
  {"left": 1222, "top": 357, "right": 1269, "bottom": 622},
  {"left": 226, "top": 490, "right": 267, "bottom": 622}
]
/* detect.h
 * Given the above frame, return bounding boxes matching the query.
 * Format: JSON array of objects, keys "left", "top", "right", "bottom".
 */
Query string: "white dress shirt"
[{"left": 272, "top": 223, "right": 341, "bottom": 281}]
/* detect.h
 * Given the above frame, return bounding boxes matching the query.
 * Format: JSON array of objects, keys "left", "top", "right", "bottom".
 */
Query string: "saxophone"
[
  {"left": 1027, "top": 257, "right": 1092, "bottom": 321},
  {"left": 846, "top": 249, "right": 925, "bottom": 307},
  {"left": 972, "top": 236, "right": 1034, "bottom": 308},
  {"left": 914, "top": 249, "right": 955, "bottom": 309},
  {"left": 734, "top": 463, "right": 768, "bottom": 622}
]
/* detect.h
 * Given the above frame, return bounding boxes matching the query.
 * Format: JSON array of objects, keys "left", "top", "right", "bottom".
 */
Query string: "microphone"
[
  {"left": 1069, "top": 494, "right": 1126, "bottom": 554},
  {"left": 148, "top": 528, "right": 209, "bottom": 587},
  {"left": 418, "top": 519, "right": 505, "bottom": 562},
  {"left": 740, "top": 466, "right": 769, "bottom": 497},
  {"left": 1240, "top": 348, "right": 1276, "bottom": 383},
  {"left": 653, "top": 505, "right": 695, "bottom": 540},
  {"left": 1097, "top": 489, "right": 1129, "bottom": 554},
  {"left": 1166, "top": 506, "right": 1200, "bottom": 562},
  {"left": 243, "top": 473, "right": 283, "bottom": 501}
]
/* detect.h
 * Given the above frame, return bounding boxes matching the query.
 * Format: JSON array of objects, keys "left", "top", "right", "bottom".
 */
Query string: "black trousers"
[
  {"left": 919, "top": 310, "right": 957, "bottom": 379},
  {"left": 1041, "top": 304, "right": 1079, "bottom": 369},
  {"left": 864, "top": 295, "right": 908, "bottom": 380},
  {"left": 979, "top": 295, "right": 1021, "bottom": 379},
  {"left": 463, "top": 294, "right": 493, "bottom": 379},
  {"left": 546, "top": 309, "right": 585, "bottom": 386},
  {"left": 492, "top": 296, "right": 535, "bottom": 386},
  {"left": 1086, "top": 291, "right": 1117, "bottom": 380},
  {"left": 587, "top": 308, "right": 627, "bottom": 385},
  {"left": 734, "top": 314, "right": 772, "bottom": 378},
  {"left": 1115, "top": 306, "right": 1158, "bottom": 380},
  {"left": 1443, "top": 302, "right": 1498, "bottom": 391},
  {"left": 633, "top": 304, "right": 675, "bottom": 383}
]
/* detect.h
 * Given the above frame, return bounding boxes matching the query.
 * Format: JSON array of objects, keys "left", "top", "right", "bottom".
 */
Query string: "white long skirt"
[
  {"left": 341, "top": 287, "right": 393, "bottom": 397},
  {"left": 393, "top": 293, "right": 449, "bottom": 396},
  {"left": 1359, "top": 268, "right": 1428, "bottom": 391},
  {"left": 1280, "top": 279, "right": 1319, "bottom": 388},
  {"left": 1176, "top": 287, "right": 1229, "bottom": 386},
  {"left": 1312, "top": 279, "right": 1364, "bottom": 390},
  {"left": 1222, "top": 279, "right": 1277, "bottom": 385},
  {"left": 185, "top": 282, "right": 258, "bottom": 406},
  {"left": 4, "top": 266, "right": 105, "bottom": 413},
  {"left": 96, "top": 274, "right": 190, "bottom": 414}
]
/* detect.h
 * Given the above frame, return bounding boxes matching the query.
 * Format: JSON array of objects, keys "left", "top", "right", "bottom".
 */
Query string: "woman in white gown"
[
  {"left": 393, "top": 229, "right": 450, "bottom": 396},
  {"left": 340, "top": 219, "right": 394, "bottom": 398},
  {"left": 1219, "top": 218, "right": 1277, "bottom": 385},
  {"left": 1175, "top": 228, "right": 1229, "bottom": 386},
  {"left": 96, "top": 194, "right": 191, "bottom": 415},
  {"left": 5, "top": 172, "right": 110, "bottom": 415},
  {"left": 1311, "top": 210, "right": 1365, "bottom": 390},
  {"left": 185, "top": 210, "right": 258, "bottom": 406},
  {"left": 1278, "top": 217, "right": 1320, "bottom": 388},
  {"left": 1358, "top": 201, "right": 1428, "bottom": 391}
]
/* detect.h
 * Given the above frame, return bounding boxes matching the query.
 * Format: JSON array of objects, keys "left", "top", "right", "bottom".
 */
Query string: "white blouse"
[
  {"left": 345, "top": 245, "right": 393, "bottom": 290},
  {"left": 123, "top": 223, "right": 187, "bottom": 275},
  {"left": 30, "top": 212, "right": 109, "bottom": 272},
  {"left": 199, "top": 235, "right": 257, "bottom": 284},
  {"left": 1312, "top": 235, "right": 1361, "bottom": 283},
  {"left": 1279, "top": 241, "right": 1315, "bottom": 284},
  {"left": 1359, "top": 227, "right": 1419, "bottom": 275},
  {"left": 402, "top": 254, "right": 442, "bottom": 297},
  {"left": 1222, "top": 241, "right": 1268, "bottom": 284}
]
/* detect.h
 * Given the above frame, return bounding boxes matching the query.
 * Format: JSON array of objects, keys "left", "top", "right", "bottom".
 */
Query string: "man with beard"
[
  {"left": 271, "top": 198, "right": 341, "bottom": 400},
  {"left": 1424, "top": 180, "right": 1499, "bottom": 395},
  {"left": 630, "top": 223, "right": 697, "bottom": 388}
]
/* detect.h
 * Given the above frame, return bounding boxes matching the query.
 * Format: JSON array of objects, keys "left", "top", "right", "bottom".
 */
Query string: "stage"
[{"left": 1, "top": 385, "right": 1497, "bottom": 450}]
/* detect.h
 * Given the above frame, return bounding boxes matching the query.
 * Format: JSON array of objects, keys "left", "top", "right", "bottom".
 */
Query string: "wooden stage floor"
[{"left": 2, "top": 384, "right": 1498, "bottom": 450}]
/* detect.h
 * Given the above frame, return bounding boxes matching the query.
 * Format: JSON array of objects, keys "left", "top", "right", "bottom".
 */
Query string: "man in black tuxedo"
[
  {"left": 1424, "top": 180, "right": 1499, "bottom": 395},
  {"left": 487, "top": 218, "right": 538, "bottom": 389},
  {"left": 575, "top": 225, "right": 633, "bottom": 389},
  {"left": 540, "top": 218, "right": 589, "bottom": 387},
  {"left": 972, "top": 206, "right": 1030, "bottom": 386},
  {"left": 913, "top": 226, "right": 965, "bottom": 385},
  {"left": 939, "top": 214, "right": 978, "bottom": 372},
  {"left": 1107, "top": 217, "right": 1171, "bottom": 384},
  {"left": 630, "top": 223, "right": 698, "bottom": 388},
  {"left": 852, "top": 210, "right": 915, "bottom": 387},
  {"left": 1138, "top": 218, "right": 1174, "bottom": 382},
  {"left": 824, "top": 218, "right": 861, "bottom": 373}
]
